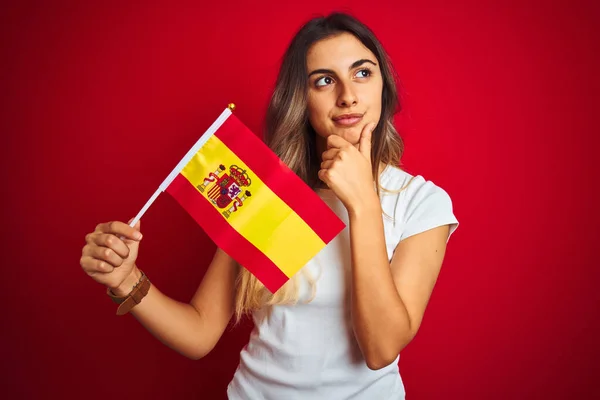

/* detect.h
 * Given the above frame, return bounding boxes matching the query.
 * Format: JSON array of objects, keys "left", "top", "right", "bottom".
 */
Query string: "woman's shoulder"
[
  {"left": 379, "top": 164, "right": 458, "bottom": 238},
  {"left": 379, "top": 164, "right": 438, "bottom": 196},
  {"left": 380, "top": 164, "right": 413, "bottom": 187}
]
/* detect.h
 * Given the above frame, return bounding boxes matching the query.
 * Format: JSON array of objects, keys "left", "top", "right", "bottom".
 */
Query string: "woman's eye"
[
  {"left": 355, "top": 69, "right": 372, "bottom": 78},
  {"left": 315, "top": 76, "right": 334, "bottom": 87}
]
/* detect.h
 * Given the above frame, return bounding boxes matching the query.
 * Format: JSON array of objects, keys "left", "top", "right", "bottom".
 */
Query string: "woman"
[{"left": 80, "top": 12, "right": 459, "bottom": 399}]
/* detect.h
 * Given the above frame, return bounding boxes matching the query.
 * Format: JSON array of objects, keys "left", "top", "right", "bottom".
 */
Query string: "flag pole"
[{"left": 128, "top": 103, "right": 236, "bottom": 228}]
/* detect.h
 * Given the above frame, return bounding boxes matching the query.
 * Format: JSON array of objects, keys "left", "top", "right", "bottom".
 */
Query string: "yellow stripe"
[{"left": 181, "top": 135, "right": 325, "bottom": 277}]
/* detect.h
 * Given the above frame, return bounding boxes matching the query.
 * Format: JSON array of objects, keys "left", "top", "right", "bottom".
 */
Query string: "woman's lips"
[{"left": 332, "top": 114, "right": 363, "bottom": 127}]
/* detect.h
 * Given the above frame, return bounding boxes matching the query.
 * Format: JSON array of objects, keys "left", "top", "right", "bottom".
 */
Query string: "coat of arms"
[{"left": 197, "top": 164, "right": 252, "bottom": 218}]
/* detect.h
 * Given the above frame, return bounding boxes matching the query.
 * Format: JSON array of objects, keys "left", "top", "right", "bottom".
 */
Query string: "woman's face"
[{"left": 306, "top": 32, "right": 383, "bottom": 147}]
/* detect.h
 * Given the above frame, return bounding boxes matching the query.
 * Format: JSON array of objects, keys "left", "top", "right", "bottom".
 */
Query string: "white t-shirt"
[{"left": 227, "top": 166, "right": 459, "bottom": 399}]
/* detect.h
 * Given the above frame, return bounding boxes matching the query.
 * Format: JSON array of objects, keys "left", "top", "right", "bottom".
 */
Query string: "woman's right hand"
[{"left": 80, "top": 219, "right": 143, "bottom": 294}]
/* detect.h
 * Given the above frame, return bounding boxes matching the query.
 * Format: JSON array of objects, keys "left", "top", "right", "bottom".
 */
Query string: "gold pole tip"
[{"left": 227, "top": 103, "right": 236, "bottom": 111}]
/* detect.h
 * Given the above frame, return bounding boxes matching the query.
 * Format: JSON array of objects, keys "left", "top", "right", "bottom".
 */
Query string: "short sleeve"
[{"left": 400, "top": 178, "right": 459, "bottom": 242}]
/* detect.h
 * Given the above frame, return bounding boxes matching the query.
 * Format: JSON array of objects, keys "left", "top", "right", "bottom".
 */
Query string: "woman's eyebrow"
[
  {"left": 308, "top": 59, "right": 378, "bottom": 78},
  {"left": 350, "top": 58, "right": 377, "bottom": 69}
]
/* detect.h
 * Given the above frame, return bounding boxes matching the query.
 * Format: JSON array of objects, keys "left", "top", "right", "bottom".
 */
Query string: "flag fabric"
[{"left": 162, "top": 107, "right": 345, "bottom": 293}]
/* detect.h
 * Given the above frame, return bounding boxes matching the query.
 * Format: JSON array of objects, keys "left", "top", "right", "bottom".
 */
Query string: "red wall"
[{"left": 2, "top": 0, "right": 598, "bottom": 398}]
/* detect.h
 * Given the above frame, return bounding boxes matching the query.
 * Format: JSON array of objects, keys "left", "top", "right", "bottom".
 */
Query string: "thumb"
[
  {"left": 127, "top": 217, "right": 141, "bottom": 230},
  {"left": 359, "top": 122, "right": 376, "bottom": 160},
  {"left": 122, "top": 218, "right": 141, "bottom": 242}
]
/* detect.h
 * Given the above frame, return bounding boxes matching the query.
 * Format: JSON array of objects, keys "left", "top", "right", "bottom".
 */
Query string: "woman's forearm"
[
  {"left": 348, "top": 204, "right": 413, "bottom": 370},
  {"left": 110, "top": 267, "right": 214, "bottom": 360}
]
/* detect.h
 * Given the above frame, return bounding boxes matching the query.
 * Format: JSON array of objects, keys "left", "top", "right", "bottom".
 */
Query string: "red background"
[{"left": 2, "top": 0, "right": 598, "bottom": 399}]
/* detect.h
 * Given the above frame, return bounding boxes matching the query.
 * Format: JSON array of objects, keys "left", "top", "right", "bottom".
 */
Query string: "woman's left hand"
[{"left": 318, "top": 122, "right": 380, "bottom": 214}]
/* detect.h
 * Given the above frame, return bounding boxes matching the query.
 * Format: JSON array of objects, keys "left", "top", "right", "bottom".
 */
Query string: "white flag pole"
[{"left": 128, "top": 105, "right": 235, "bottom": 228}]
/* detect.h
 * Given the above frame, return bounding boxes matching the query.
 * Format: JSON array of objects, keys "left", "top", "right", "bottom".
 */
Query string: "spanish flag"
[{"left": 133, "top": 105, "right": 345, "bottom": 293}]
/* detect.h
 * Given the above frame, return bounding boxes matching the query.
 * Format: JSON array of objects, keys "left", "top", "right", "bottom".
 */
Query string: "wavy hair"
[{"left": 234, "top": 12, "right": 404, "bottom": 323}]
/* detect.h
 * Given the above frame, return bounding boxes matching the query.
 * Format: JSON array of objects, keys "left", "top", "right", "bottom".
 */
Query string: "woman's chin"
[
  {"left": 316, "top": 129, "right": 360, "bottom": 146},
  {"left": 337, "top": 129, "right": 361, "bottom": 145}
]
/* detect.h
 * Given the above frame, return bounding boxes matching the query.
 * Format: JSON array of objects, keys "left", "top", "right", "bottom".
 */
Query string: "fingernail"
[{"left": 134, "top": 231, "right": 143, "bottom": 240}]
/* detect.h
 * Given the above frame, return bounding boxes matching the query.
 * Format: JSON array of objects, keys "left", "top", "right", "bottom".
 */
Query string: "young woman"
[{"left": 80, "top": 12, "right": 459, "bottom": 399}]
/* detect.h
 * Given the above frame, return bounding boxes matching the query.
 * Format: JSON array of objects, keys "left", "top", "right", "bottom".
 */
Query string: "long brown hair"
[{"left": 234, "top": 12, "right": 404, "bottom": 323}]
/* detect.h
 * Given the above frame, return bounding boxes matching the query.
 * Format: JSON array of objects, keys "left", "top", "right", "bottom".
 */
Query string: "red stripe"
[
  {"left": 215, "top": 115, "right": 345, "bottom": 243},
  {"left": 208, "top": 185, "right": 218, "bottom": 198},
  {"left": 166, "top": 173, "right": 289, "bottom": 293}
]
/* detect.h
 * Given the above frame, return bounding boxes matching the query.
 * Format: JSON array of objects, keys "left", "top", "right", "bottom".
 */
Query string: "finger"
[
  {"left": 89, "top": 233, "right": 131, "bottom": 259},
  {"left": 359, "top": 122, "right": 377, "bottom": 160},
  {"left": 320, "top": 160, "right": 335, "bottom": 170},
  {"left": 95, "top": 220, "right": 142, "bottom": 241},
  {"left": 80, "top": 255, "right": 115, "bottom": 274},
  {"left": 89, "top": 245, "right": 126, "bottom": 268},
  {"left": 317, "top": 169, "right": 330, "bottom": 187},
  {"left": 321, "top": 148, "right": 340, "bottom": 161},
  {"left": 326, "top": 135, "right": 351, "bottom": 150},
  {"left": 123, "top": 218, "right": 142, "bottom": 241},
  {"left": 318, "top": 168, "right": 337, "bottom": 186}
]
